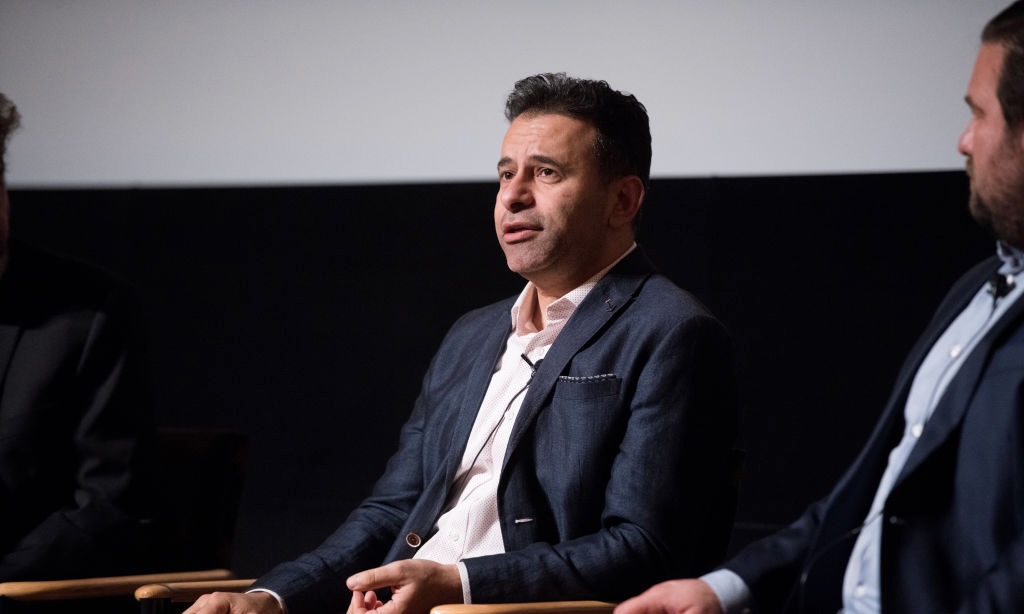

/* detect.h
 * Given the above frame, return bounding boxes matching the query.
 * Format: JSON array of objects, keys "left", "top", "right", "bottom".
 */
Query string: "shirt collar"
[
  {"left": 509, "top": 243, "right": 637, "bottom": 335},
  {"left": 997, "top": 240, "right": 1024, "bottom": 276}
]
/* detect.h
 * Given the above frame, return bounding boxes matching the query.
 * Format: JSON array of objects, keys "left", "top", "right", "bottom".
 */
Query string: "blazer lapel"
[
  {"left": 884, "top": 259, "right": 997, "bottom": 419},
  {"left": 796, "top": 258, "right": 1001, "bottom": 579},
  {"left": 896, "top": 270, "right": 1024, "bottom": 483},
  {"left": 390, "top": 306, "right": 513, "bottom": 556},
  {"left": 441, "top": 308, "right": 514, "bottom": 486},
  {"left": 501, "top": 250, "right": 653, "bottom": 466}
]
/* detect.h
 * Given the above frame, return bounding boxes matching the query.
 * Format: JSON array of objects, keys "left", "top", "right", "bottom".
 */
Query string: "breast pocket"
[
  {"left": 552, "top": 374, "right": 620, "bottom": 400},
  {"left": 536, "top": 374, "right": 625, "bottom": 506},
  {"left": 545, "top": 374, "right": 623, "bottom": 437}
]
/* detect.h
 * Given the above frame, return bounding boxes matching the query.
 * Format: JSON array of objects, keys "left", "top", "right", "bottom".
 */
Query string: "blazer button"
[{"left": 405, "top": 532, "right": 422, "bottom": 548}]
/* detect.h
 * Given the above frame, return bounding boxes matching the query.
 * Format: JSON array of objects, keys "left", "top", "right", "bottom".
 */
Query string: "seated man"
[
  {"left": 189, "top": 73, "right": 737, "bottom": 614},
  {"left": 0, "top": 93, "right": 157, "bottom": 581},
  {"left": 615, "top": 3, "right": 1024, "bottom": 612}
]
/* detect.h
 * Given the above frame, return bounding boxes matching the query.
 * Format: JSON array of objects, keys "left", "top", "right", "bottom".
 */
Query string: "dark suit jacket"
[
  {"left": 257, "top": 249, "right": 737, "bottom": 614},
  {"left": 0, "top": 241, "right": 155, "bottom": 581},
  {"left": 727, "top": 255, "right": 1024, "bottom": 613}
]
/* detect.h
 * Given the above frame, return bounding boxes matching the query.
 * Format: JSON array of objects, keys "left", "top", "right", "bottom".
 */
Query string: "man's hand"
[
  {"left": 613, "top": 579, "right": 723, "bottom": 614},
  {"left": 182, "top": 591, "right": 282, "bottom": 614},
  {"left": 346, "top": 560, "right": 462, "bottom": 614},
  {"left": 348, "top": 589, "right": 384, "bottom": 614}
]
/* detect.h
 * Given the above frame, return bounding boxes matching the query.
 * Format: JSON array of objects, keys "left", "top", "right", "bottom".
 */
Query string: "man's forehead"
[
  {"left": 966, "top": 44, "right": 1006, "bottom": 109},
  {"left": 500, "top": 113, "right": 595, "bottom": 156}
]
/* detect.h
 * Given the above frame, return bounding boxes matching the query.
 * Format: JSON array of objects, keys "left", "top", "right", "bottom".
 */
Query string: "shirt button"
[
  {"left": 855, "top": 585, "right": 867, "bottom": 598},
  {"left": 405, "top": 532, "right": 422, "bottom": 548},
  {"left": 911, "top": 423, "right": 924, "bottom": 438},
  {"left": 950, "top": 344, "right": 962, "bottom": 358}
]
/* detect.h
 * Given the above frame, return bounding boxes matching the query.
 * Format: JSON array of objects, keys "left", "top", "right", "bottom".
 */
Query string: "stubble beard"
[
  {"left": 502, "top": 238, "right": 555, "bottom": 280},
  {"left": 967, "top": 134, "right": 1024, "bottom": 249},
  {"left": 969, "top": 177, "right": 1024, "bottom": 249}
]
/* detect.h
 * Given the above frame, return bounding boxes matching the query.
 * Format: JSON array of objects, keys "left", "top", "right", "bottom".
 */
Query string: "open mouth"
[{"left": 502, "top": 222, "right": 541, "bottom": 243}]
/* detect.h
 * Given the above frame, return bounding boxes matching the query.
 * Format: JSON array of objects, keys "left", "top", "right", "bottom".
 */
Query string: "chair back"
[
  {"left": 0, "top": 429, "right": 246, "bottom": 613},
  {"left": 153, "top": 428, "right": 248, "bottom": 571}
]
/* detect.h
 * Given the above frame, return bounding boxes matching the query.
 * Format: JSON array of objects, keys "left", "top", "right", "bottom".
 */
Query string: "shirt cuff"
[
  {"left": 457, "top": 561, "right": 472, "bottom": 604},
  {"left": 699, "top": 569, "right": 751, "bottom": 614},
  {"left": 247, "top": 588, "right": 287, "bottom": 614}
]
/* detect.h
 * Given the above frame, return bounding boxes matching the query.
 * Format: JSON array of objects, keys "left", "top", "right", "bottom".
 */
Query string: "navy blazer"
[
  {"left": 728, "top": 255, "right": 1024, "bottom": 613},
  {"left": 257, "top": 249, "right": 737, "bottom": 613}
]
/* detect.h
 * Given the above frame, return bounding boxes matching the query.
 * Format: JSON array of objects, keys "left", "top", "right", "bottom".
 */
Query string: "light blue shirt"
[{"left": 704, "top": 242, "right": 1024, "bottom": 614}]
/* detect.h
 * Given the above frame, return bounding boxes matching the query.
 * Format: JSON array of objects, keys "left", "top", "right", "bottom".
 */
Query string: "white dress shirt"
[{"left": 415, "top": 244, "right": 636, "bottom": 603}]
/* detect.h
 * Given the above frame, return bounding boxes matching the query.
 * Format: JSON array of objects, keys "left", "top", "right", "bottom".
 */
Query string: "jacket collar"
[
  {"left": 441, "top": 248, "right": 657, "bottom": 484},
  {"left": 502, "top": 248, "right": 655, "bottom": 467},
  {"left": 894, "top": 257, "right": 1024, "bottom": 485}
]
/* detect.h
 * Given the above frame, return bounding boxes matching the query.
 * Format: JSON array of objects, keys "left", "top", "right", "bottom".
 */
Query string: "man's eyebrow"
[
  {"left": 529, "top": 154, "right": 562, "bottom": 168},
  {"left": 497, "top": 154, "right": 564, "bottom": 171}
]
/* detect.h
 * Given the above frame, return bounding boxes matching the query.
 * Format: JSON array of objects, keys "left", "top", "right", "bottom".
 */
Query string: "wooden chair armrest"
[
  {"left": 134, "top": 578, "right": 255, "bottom": 603},
  {"left": 430, "top": 602, "right": 616, "bottom": 614},
  {"left": 0, "top": 569, "right": 236, "bottom": 602}
]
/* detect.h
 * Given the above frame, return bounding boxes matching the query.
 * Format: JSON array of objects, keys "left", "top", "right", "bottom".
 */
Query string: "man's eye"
[
  {"left": 538, "top": 168, "right": 555, "bottom": 177},
  {"left": 499, "top": 171, "right": 514, "bottom": 180}
]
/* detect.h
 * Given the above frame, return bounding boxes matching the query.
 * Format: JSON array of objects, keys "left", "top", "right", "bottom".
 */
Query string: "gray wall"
[{"left": 0, "top": 1, "right": 1006, "bottom": 187}]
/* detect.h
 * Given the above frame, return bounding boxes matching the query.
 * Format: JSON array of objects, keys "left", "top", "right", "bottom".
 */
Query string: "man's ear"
[{"left": 609, "top": 175, "right": 645, "bottom": 229}]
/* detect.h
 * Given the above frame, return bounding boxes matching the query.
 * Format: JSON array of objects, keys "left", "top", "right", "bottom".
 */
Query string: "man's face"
[
  {"left": 494, "top": 112, "right": 626, "bottom": 296},
  {"left": 959, "top": 43, "right": 1024, "bottom": 247}
]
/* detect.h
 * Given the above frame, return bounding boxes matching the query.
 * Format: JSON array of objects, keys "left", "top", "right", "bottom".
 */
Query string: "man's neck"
[{"left": 525, "top": 242, "right": 637, "bottom": 330}]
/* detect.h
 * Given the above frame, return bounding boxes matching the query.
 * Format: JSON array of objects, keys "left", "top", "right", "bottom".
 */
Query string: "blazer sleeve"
[
  {"left": 958, "top": 524, "right": 1024, "bottom": 610},
  {"left": 253, "top": 305, "right": 495, "bottom": 613},
  {"left": 719, "top": 258, "right": 1003, "bottom": 613},
  {"left": 721, "top": 499, "right": 831, "bottom": 612},
  {"left": 953, "top": 354, "right": 1024, "bottom": 613},
  {"left": 254, "top": 378, "right": 432, "bottom": 613}
]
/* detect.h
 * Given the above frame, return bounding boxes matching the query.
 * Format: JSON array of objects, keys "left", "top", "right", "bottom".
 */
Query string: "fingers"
[
  {"left": 348, "top": 589, "right": 386, "bottom": 614},
  {"left": 181, "top": 591, "right": 283, "bottom": 614},
  {"left": 182, "top": 592, "right": 232, "bottom": 614},
  {"left": 347, "top": 560, "right": 461, "bottom": 614},
  {"left": 613, "top": 593, "right": 658, "bottom": 614},
  {"left": 613, "top": 580, "right": 722, "bottom": 614},
  {"left": 364, "top": 590, "right": 384, "bottom": 610},
  {"left": 349, "top": 590, "right": 366, "bottom": 614},
  {"left": 182, "top": 594, "right": 207, "bottom": 614},
  {"left": 348, "top": 561, "right": 403, "bottom": 591}
]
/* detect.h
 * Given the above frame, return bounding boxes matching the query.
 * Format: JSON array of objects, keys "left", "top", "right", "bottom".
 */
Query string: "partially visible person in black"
[{"left": 0, "top": 92, "right": 157, "bottom": 583}]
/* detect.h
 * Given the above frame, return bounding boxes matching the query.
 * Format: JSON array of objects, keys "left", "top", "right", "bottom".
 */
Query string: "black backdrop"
[{"left": 9, "top": 170, "right": 991, "bottom": 577}]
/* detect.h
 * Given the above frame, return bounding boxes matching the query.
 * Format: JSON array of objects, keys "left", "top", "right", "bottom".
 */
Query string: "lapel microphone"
[
  {"left": 987, "top": 272, "right": 1016, "bottom": 302},
  {"left": 454, "top": 354, "right": 545, "bottom": 495},
  {"left": 520, "top": 353, "right": 543, "bottom": 379}
]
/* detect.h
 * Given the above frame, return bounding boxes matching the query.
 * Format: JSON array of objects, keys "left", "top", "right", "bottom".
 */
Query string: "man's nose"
[
  {"left": 500, "top": 175, "right": 534, "bottom": 212},
  {"left": 957, "top": 121, "right": 973, "bottom": 157}
]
